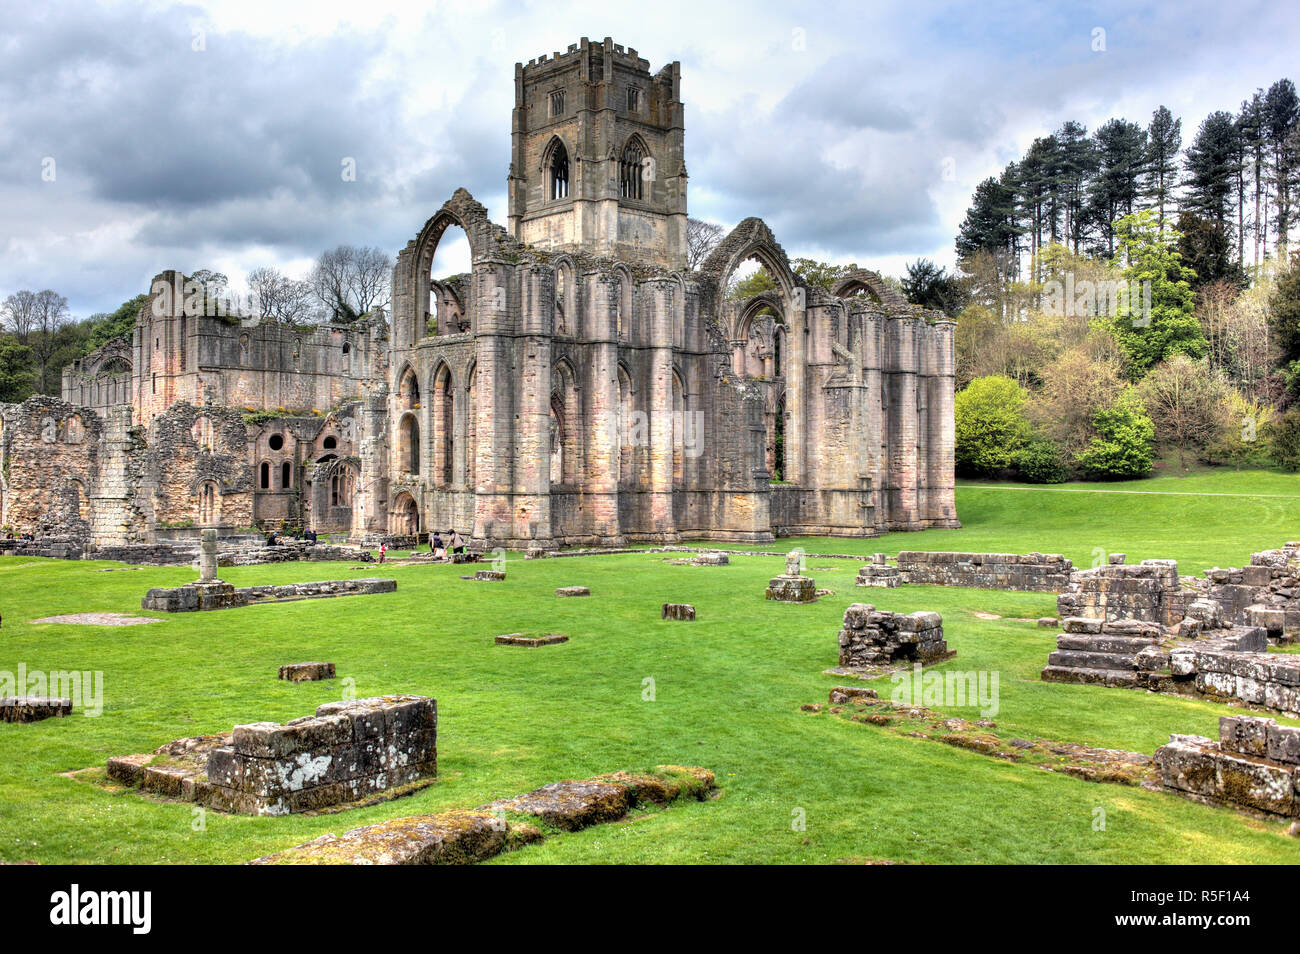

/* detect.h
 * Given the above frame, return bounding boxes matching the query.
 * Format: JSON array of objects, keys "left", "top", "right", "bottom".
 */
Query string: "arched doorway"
[{"left": 392, "top": 492, "right": 419, "bottom": 536}]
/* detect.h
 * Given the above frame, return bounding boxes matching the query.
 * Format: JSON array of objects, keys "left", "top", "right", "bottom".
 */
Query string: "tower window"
[
  {"left": 550, "top": 141, "right": 570, "bottom": 200},
  {"left": 627, "top": 87, "right": 640, "bottom": 112},
  {"left": 620, "top": 141, "right": 645, "bottom": 200},
  {"left": 549, "top": 90, "right": 564, "bottom": 117}
]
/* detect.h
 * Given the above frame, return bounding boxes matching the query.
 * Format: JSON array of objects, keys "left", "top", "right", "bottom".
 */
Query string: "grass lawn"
[{"left": 2, "top": 468, "right": 1299, "bottom": 864}]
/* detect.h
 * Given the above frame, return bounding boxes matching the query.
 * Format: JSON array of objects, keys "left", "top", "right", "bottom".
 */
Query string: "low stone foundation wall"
[
  {"left": 837, "top": 604, "right": 950, "bottom": 669},
  {"left": 1155, "top": 715, "right": 1300, "bottom": 818},
  {"left": 1, "top": 537, "right": 370, "bottom": 566},
  {"left": 107, "top": 694, "right": 436, "bottom": 816},
  {"left": 895, "top": 551, "right": 1073, "bottom": 591},
  {"left": 0, "top": 537, "right": 84, "bottom": 560},
  {"left": 250, "top": 766, "right": 716, "bottom": 865},
  {"left": 1038, "top": 610, "right": 1300, "bottom": 718},
  {"left": 142, "top": 577, "right": 396, "bottom": 612},
  {"left": 0, "top": 696, "right": 73, "bottom": 723}
]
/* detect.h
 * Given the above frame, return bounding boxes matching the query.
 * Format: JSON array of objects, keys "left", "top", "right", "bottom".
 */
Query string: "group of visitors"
[
  {"left": 429, "top": 529, "right": 465, "bottom": 560},
  {"left": 264, "top": 528, "right": 319, "bottom": 547},
  {"left": 3, "top": 531, "right": 36, "bottom": 542}
]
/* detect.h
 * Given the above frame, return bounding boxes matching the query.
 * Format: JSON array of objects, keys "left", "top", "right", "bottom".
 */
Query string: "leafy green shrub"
[
  {"left": 954, "top": 375, "right": 1031, "bottom": 476},
  {"left": 1016, "top": 438, "right": 1070, "bottom": 483},
  {"left": 1075, "top": 391, "right": 1155, "bottom": 480},
  {"left": 1267, "top": 409, "right": 1300, "bottom": 472}
]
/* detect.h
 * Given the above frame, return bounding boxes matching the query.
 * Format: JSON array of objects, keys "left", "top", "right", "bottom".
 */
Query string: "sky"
[{"left": 1, "top": 0, "right": 1298, "bottom": 317}]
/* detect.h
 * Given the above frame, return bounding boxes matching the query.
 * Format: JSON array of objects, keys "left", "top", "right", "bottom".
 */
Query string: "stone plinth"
[
  {"left": 0, "top": 696, "right": 73, "bottom": 723},
  {"left": 109, "top": 695, "right": 436, "bottom": 816},
  {"left": 141, "top": 581, "right": 247, "bottom": 613},
  {"left": 837, "top": 604, "right": 950, "bottom": 668},
  {"left": 556, "top": 586, "right": 589, "bottom": 597},
  {"left": 661, "top": 603, "right": 695, "bottom": 621},
  {"left": 765, "top": 575, "right": 816, "bottom": 602},
  {"left": 474, "top": 570, "right": 505, "bottom": 581},
  {"left": 278, "top": 662, "right": 336, "bottom": 682},
  {"left": 691, "top": 552, "right": 729, "bottom": 566},
  {"left": 495, "top": 633, "right": 569, "bottom": 647},
  {"left": 856, "top": 564, "right": 902, "bottom": 587}
]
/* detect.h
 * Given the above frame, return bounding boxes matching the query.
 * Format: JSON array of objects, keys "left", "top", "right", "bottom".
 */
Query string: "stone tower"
[{"left": 507, "top": 37, "right": 687, "bottom": 270}]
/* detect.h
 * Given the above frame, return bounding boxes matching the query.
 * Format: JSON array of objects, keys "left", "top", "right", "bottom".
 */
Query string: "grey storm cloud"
[{"left": 2, "top": 0, "right": 1299, "bottom": 316}]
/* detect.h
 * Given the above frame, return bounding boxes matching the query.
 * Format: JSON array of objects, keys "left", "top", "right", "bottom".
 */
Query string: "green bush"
[
  {"left": 1016, "top": 438, "right": 1070, "bottom": 483},
  {"left": 954, "top": 375, "right": 1031, "bottom": 477},
  {"left": 1071, "top": 389, "right": 1154, "bottom": 478},
  {"left": 1075, "top": 391, "right": 1155, "bottom": 480},
  {"left": 1267, "top": 409, "right": 1300, "bottom": 472}
]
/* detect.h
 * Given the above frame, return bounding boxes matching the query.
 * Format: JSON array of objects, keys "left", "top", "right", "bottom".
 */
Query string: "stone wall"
[
  {"left": 837, "top": 603, "right": 950, "bottom": 669},
  {"left": 1155, "top": 715, "right": 1300, "bottom": 818},
  {"left": 1038, "top": 608, "right": 1300, "bottom": 718},
  {"left": 108, "top": 695, "right": 436, "bottom": 816},
  {"left": 1057, "top": 559, "right": 1194, "bottom": 627},
  {"left": 894, "top": 551, "right": 1074, "bottom": 591},
  {"left": 142, "top": 577, "right": 395, "bottom": 612},
  {"left": 1198, "top": 542, "right": 1300, "bottom": 641}
]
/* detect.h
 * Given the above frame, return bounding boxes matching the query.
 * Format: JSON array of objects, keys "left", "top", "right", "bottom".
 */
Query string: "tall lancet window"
[
  {"left": 620, "top": 141, "right": 645, "bottom": 200},
  {"left": 550, "top": 141, "right": 569, "bottom": 200}
]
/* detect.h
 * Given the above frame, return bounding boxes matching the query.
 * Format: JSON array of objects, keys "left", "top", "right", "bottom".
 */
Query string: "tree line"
[{"left": 940, "top": 75, "right": 1300, "bottom": 482}]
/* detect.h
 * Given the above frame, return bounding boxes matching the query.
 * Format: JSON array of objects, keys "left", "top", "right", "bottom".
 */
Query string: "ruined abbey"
[{"left": 0, "top": 37, "right": 958, "bottom": 555}]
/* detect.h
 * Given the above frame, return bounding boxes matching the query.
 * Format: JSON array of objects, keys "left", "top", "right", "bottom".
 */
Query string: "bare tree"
[
  {"left": 350, "top": 246, "right": 392, "bottom": 316},
  {"left": 686, "top": 218, "right": 726, "bottom": 270},
  {"left": 309, "top": 245, "right": 393, "bottom": 322},
  {"left": 1, "top": 289, "right": 40, "bottom": 342},
  {"left": 247, "top": 267, "right": 315, "bottom": 324},
  {"left": 29, "top": 289, "right": 69, "bottom": 394}
]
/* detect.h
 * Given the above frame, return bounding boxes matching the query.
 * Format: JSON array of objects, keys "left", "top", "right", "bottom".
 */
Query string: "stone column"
[
  {"left": 887, "top": 316, "right": 921, "bottom": 530},
  {"left": 514, "top": 265, "right": 554, "bottom": 545},
  {"left": 471, "top": 257, "right": 518, "bottom": 549},
  {"left": 925, "top": 319, "right": 960, "bottom": 527},
  {"left": 198, "top": 528, "right": 219, "bottom": 583},
  {"left": 784, "top": 292, "right": 807, "bottom": 485},
  {"left": 644, "top": 278, "right": 677, "bottom": 541},
  {"left": 582, "top": 272, "right": 624, "bottom": 545}
]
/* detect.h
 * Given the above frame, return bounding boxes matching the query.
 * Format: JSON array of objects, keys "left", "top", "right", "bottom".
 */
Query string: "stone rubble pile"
[{"left": 837, "top": 603, "right": 951, "bottom": 670}]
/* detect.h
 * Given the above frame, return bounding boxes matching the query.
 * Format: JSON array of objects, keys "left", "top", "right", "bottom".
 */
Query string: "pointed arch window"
[
  {"left": 620, "top": 141, "right": 646, "bottom": 200},
  {"left": 550, "top": 141, "right": 570, "bottom": 200}
]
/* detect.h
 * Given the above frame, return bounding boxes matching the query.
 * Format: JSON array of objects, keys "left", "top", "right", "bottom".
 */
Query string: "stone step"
[
  {"left": 1047, "top": 650, "right": 1138, "bottom": 671},
  {"left": 1040, "top": 665, "right": 1139, "bottom": 687},
  {"left": 1056, "top": 635, "right": 1158, "bottom": 653}
]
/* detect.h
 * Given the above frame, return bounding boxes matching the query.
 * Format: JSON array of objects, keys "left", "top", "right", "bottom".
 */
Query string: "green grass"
[{"left": 1, "top": 468, "right": 1299, "bottom": 864}]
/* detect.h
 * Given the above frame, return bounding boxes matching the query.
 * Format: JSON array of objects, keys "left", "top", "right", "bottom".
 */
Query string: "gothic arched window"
[
  {"left": 550, "top": 141, "right": 569, "bottom": 200},
  {"left": 620, "top": 141, "right": 645, "bottom": 200}
]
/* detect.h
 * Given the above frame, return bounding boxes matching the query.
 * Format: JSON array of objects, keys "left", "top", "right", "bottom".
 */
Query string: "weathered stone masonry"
[{"left": 2, "top": 37, "right": 959, "bottom": 553}]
